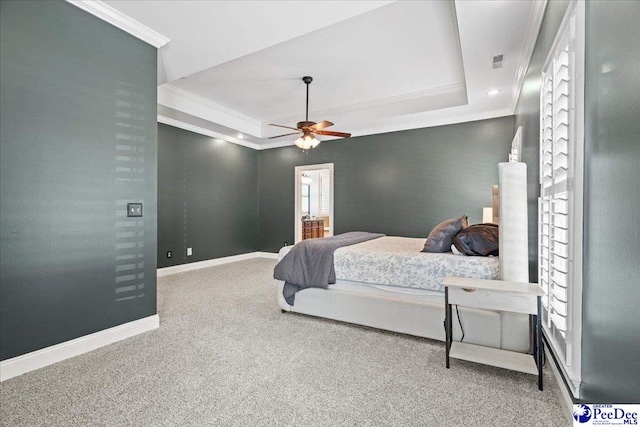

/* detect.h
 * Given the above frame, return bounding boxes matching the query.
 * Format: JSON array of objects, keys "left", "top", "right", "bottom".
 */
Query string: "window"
[{"left": 538, "top": 0, "right": 584, "bottom": 396}]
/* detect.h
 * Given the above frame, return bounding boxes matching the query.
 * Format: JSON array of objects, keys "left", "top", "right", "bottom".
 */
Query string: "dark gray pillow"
[
  {"left": 422, "top": 215, "right": 468, "bottom": 253},
  {"left": 453, "top": 223, "right": 499, "bottom": 256}
]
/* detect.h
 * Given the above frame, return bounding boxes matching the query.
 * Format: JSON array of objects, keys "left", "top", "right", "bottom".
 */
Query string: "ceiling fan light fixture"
[
  {"left": 268, "top": 76, "right": 350, "bottom": 149},
  {"left": 295, "top": 134, "right": 320, "bottom": 150}
]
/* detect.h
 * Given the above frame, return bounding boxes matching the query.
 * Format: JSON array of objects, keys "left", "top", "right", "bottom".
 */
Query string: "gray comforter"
[{"left": 273, "top": 231, "right": 385, "bottom": 305}]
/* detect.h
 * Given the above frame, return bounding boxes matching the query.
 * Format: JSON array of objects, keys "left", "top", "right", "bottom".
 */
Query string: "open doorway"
[{"left": 294, "top": 163, "right": 334, "bottom": 243}]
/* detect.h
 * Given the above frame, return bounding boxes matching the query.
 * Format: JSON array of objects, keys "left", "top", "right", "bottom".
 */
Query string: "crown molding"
[
  {"left": 511, "top": 0, "right": 548, "bottom": 111},
  {"left": 264, "top": 82, "right": 466, "bottom": 129},
  {"left": 158, "top": 85, "right": 262, "bottom": 137},
  {"left": 160, "top": 107, "right": 513, "bottom": 151},
  {"left": 348, "top": 108, "right": 513, "bottom": 138},
  {"left": 448, "top": 0, "right": 467, "bottom": 99},
  {"left": 66, "top": 0, "right": 170, "bottom": 48},
  {"left": 259, "top": 108, "right": 513, "bottom": 150},
  {"left": 256, "top": 140, "right": 297, "bottom": 150},
  {"left": 157, "top": 114, "right": 290, "bottom": 150},
  {"left": 157, "top": 115, "right": 260, "bottom": 150},
  {"left": 159, "top": 100, "right": 512, "bottom": 151}
]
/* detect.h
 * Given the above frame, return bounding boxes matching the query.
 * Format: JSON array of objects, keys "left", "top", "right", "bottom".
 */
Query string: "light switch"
[
  {"left": 187, "top": 247, "right": 192, "bottom": 256},
  {"left": 127, "top": 203, "right": 143, "bottom": 217}
]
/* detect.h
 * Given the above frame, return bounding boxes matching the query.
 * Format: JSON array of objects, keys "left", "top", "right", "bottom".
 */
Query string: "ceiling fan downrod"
[
  {"left": 298, "top": 76, "right": 316, "bottom": 129},
  {"left": 302, "top": 76, "right": 313, "bottom": 126}
]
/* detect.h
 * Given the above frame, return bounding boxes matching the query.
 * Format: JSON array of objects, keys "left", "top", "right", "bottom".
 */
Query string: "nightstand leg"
[
  {"left": 445, "top": 287, "right": 451, "bottom": 368},
  {"left": 537, "top": 296, "right": 543, "bottom": 391}
]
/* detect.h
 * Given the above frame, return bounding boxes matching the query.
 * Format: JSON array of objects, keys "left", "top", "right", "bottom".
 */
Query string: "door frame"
[{"left": 294, "top": 163, "right": 334, "bottom": 244}]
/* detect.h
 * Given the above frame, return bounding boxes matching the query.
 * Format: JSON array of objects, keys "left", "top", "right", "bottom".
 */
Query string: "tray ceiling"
[{"left": 93, "top": 0, "right": 546, "bottom": 149}]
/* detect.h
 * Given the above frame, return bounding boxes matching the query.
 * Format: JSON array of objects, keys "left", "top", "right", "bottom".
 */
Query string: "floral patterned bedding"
[{"left": 333, "top": 236, "right": 499, "bottom": 292}]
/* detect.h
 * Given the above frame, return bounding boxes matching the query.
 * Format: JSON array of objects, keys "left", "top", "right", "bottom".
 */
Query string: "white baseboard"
[
  {"left": 545, "top": 347, "right": 574, "bottom": 422},
  {"left": 157, "top": 251, "right": 278, "bottom": 277},
  {"left": 0, "top": 314, "right": 159, "bottom": 382},
  {"left": 254, "top": 251, "right": 279, "bottom": 259}
]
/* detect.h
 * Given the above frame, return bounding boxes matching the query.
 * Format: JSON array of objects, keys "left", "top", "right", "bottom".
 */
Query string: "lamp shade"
[{"left": 483, "top": 207, "right": 494, "bottom": 224}]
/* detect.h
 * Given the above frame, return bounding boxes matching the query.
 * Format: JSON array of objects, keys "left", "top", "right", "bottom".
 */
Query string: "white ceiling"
[
  {"left": 171, "top": 1, "right": 464, "bottom": 121},
  {"left": 92, "top": 0, "right": 546, "bottom": 149}
]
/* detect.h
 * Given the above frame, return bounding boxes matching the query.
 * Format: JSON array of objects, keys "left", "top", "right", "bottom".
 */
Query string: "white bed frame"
[{"left": 275, "top": 163, "right": 531, "bottom": 352}]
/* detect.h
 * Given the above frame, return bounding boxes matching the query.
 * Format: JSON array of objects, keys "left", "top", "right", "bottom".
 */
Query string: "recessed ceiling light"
[
  {"left": 237, "top": 133, "right": 244, "bottom": 139},
  {"left": 486, "top": 89, "right": 501, "bottom": 96}
]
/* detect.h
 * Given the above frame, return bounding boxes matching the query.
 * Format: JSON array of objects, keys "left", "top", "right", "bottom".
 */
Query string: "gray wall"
[
  {"left": 514, "top": 0, "right": 570, "bottom": 282},
  {"left": 515, "top": 0, "right": 640, "bottom": 403},
  {"left": 157, "top": 124, "right": 258, "bottom": 268},
  {"left": 580, "top": 0, "right": 640, "bottom": 403},
  {"left": 0, "top": 1, "right": 157, "bottom": 360},
  {"left": 258, "top": 116, "right": 514, "bottom": 253}
]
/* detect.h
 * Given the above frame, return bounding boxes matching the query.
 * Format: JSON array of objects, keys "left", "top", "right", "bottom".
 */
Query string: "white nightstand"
[{"left": 442, "top": 276, "right": 545, "bottom": 390}]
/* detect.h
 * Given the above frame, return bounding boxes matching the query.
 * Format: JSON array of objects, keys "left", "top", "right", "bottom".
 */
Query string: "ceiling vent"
[{"left": 492, "top": 54, "right": 504, "bottom": 69}]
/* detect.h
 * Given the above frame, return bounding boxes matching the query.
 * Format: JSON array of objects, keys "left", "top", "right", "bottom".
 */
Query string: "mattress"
[{"left": 333, "top": 236, "right": 500, "bottom": 292}]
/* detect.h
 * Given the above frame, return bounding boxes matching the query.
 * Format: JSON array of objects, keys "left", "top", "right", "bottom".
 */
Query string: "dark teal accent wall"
[
  {"left": 258, "top": 116, "right": 514, "bottom": 253},
  {"left": 580, "top": 0, "right": 640, "bottom": 403},
  {"left": 157, "top": 124, "right": 258, "bottom": 268},
  {"left": 0, "top": 1, "right": 157, "bottom": 360},
  {"left": 514, "top": 0, "right": 570, "bottom": 282}
]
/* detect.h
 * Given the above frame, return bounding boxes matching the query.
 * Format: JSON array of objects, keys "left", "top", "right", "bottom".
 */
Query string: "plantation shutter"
[
  {"left": 539, "top": 19, "right": 579, "bottom": 366},
  {"left": 538, "top": 1, "right": 584, "bottom": 396}
]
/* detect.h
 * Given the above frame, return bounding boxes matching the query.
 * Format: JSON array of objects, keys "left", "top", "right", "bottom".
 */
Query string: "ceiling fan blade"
[
  {"left": 313, "top": 130, "right": 351, "bottom": 138},
  {"left": 268, "top": 132, "right": 301, "bottom": 139},
  {"left": 310, "top": 120, "right": 334, "bottom": 130},
  {"left": 269, "top": 123, "right": 300, "bottom": 131}
]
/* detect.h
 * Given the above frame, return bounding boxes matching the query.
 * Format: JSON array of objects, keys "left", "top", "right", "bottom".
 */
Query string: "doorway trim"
[{"left": 294, "top": 163, "right": 334, "bottom": 244}]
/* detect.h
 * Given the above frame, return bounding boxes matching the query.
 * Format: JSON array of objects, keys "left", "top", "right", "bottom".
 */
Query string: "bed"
[{"left": 274, "top": 163, "right": 531, "bottom": 352}]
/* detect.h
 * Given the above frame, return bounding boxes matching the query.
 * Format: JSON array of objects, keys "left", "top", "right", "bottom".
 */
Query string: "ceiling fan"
[{"left": 268, "top": 76, "right": 351, "bottom": 150}]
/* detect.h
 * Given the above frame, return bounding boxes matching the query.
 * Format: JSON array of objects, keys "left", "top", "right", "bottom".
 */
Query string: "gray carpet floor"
[{"left": 0, "top": 258, "right": 569, "bottom": 426}]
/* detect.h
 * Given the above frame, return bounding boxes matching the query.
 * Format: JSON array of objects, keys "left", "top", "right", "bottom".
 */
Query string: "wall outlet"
[
  {"left": 284, "top": 242, "right": 288, "bottom": 246},
  {"left": 187, "top": 247, "right": 192, "bottom": 256},
  {"left": 167, "top": 251, "right": 172, "bottom": 258}
]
